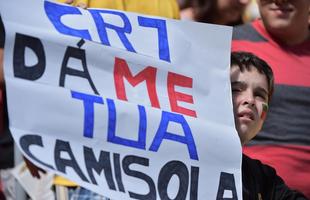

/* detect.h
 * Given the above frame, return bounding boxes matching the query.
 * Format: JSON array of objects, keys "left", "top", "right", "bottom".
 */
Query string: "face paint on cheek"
[{"left": 261, "top": 103, "right": 269, "bottom": 119}]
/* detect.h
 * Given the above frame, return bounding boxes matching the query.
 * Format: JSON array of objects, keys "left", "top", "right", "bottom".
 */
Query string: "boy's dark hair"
[{"left": 231, "top": 51, "right": 274, "bottom": 101}]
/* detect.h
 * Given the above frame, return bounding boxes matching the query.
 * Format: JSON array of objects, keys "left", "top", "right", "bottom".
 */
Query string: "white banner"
[{"left": 1, "top": 0, "right": 242, "bottom": 199}]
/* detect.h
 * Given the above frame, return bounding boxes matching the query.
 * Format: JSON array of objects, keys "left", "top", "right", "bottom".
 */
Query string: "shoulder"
[
  {"left": 92, "top": 0, "right": 180, "bottom": 19},
  {"left": 242, "top": 154, "right": 277, "bottom": 199},
  {"left": 124, "top": 0, "right": 180, "bottom": 19},
  {"left": 232, "top": 21, "right": 267, "bottom": 42},
  {"left": 242, "top": 154, "right": 276, "bottom": 177}
]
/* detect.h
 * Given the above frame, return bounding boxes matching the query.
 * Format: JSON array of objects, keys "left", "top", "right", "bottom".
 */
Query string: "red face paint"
[{"left": 261, "top": 103, "right": 269, "bottom": 119}]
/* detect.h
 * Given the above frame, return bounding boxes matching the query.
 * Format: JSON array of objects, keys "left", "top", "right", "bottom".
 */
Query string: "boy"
[{"left": 230, "top": 52, "right": 307, "bottom": 199}]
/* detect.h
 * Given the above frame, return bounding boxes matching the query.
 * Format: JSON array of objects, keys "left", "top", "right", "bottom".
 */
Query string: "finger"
[
  {"left": 77, "top": 2, "right": 87, "bottom": 9},
  {"left": 31, "top": 168, "right": 41, "bottom": 179},
  {"left": 65, "top": 0, "right": 74, "bottom": 4},
  {"left": 24, "top": 157, "right": 46, "bottom": 178}
]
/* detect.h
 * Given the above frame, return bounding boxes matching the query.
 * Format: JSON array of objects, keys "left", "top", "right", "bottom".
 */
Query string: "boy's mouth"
[{"left": 238, "top": 110, "right": 254, "bottom": 121}]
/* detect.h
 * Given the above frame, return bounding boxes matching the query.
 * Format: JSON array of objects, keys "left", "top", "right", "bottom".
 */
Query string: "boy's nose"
[{"left": 243, "top": 93, "right": 255, "bottom": 107}]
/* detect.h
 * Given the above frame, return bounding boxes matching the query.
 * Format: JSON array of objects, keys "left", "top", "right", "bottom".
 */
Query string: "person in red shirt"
[{"left": 232, "top": 0, "right": 310, "bottom": 198}]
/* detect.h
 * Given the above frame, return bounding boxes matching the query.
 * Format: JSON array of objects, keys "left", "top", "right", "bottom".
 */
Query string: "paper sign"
[{"left": 0, "top": 0, "right": 242, "bottom": 199}]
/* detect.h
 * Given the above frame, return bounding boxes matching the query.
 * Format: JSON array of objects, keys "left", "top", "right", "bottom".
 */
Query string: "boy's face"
[{"left": 230, "top": 65, "right": 269, "bottom": 145}]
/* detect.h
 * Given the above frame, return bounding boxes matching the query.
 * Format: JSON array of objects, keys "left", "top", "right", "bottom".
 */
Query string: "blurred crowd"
[{"left": 0, "top": 0, "right": 309, "bottom": 199}]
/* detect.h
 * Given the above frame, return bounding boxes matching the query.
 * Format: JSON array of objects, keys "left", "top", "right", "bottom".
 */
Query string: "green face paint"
[{"left": 261, "top": 103, "right": 269, "bottom": 119}]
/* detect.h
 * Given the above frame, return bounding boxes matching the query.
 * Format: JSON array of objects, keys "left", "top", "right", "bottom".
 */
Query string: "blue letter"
[
  {"left": 71, "top": 91, "right": 104, "bottom": 138},
  {"left": 107, "top": 99, "right": 146, "bottom": 149},
  {"left": 149, "top": 111, "right": 198, "bottom": 160},
  {"left": 89, "top": 10, "right": 135, "bottom": 53},
  {"left": 44, "top": 1, "right": 91, "bottom": 40},
  {"left": 138, "top": 17, "right": 170, "bottom": 62}
]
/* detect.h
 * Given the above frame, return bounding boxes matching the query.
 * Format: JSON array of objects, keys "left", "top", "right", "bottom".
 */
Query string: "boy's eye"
[
  {"left": 255, "top": 92, "right": 267, "bottom": 100},
  {"left": 232, "top": 87, "right": 242, "bottom": 92}
]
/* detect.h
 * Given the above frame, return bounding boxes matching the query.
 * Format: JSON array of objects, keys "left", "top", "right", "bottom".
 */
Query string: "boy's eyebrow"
[{"left": 231, "top": 81, "right": 246, "bottom": 87}]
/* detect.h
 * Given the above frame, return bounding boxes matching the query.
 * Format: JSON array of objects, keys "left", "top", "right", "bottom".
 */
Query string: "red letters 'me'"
[
  {"left": 114, "top": 57, "right": 160, "bottom": 108},
  {"left": 167, "top": 72, "right": 197, "bottom": 118}
]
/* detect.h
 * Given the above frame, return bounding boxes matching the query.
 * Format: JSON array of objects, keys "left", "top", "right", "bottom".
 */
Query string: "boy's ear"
[{"left": 260, "top": 103, "right": 269, "bottom": 120}]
